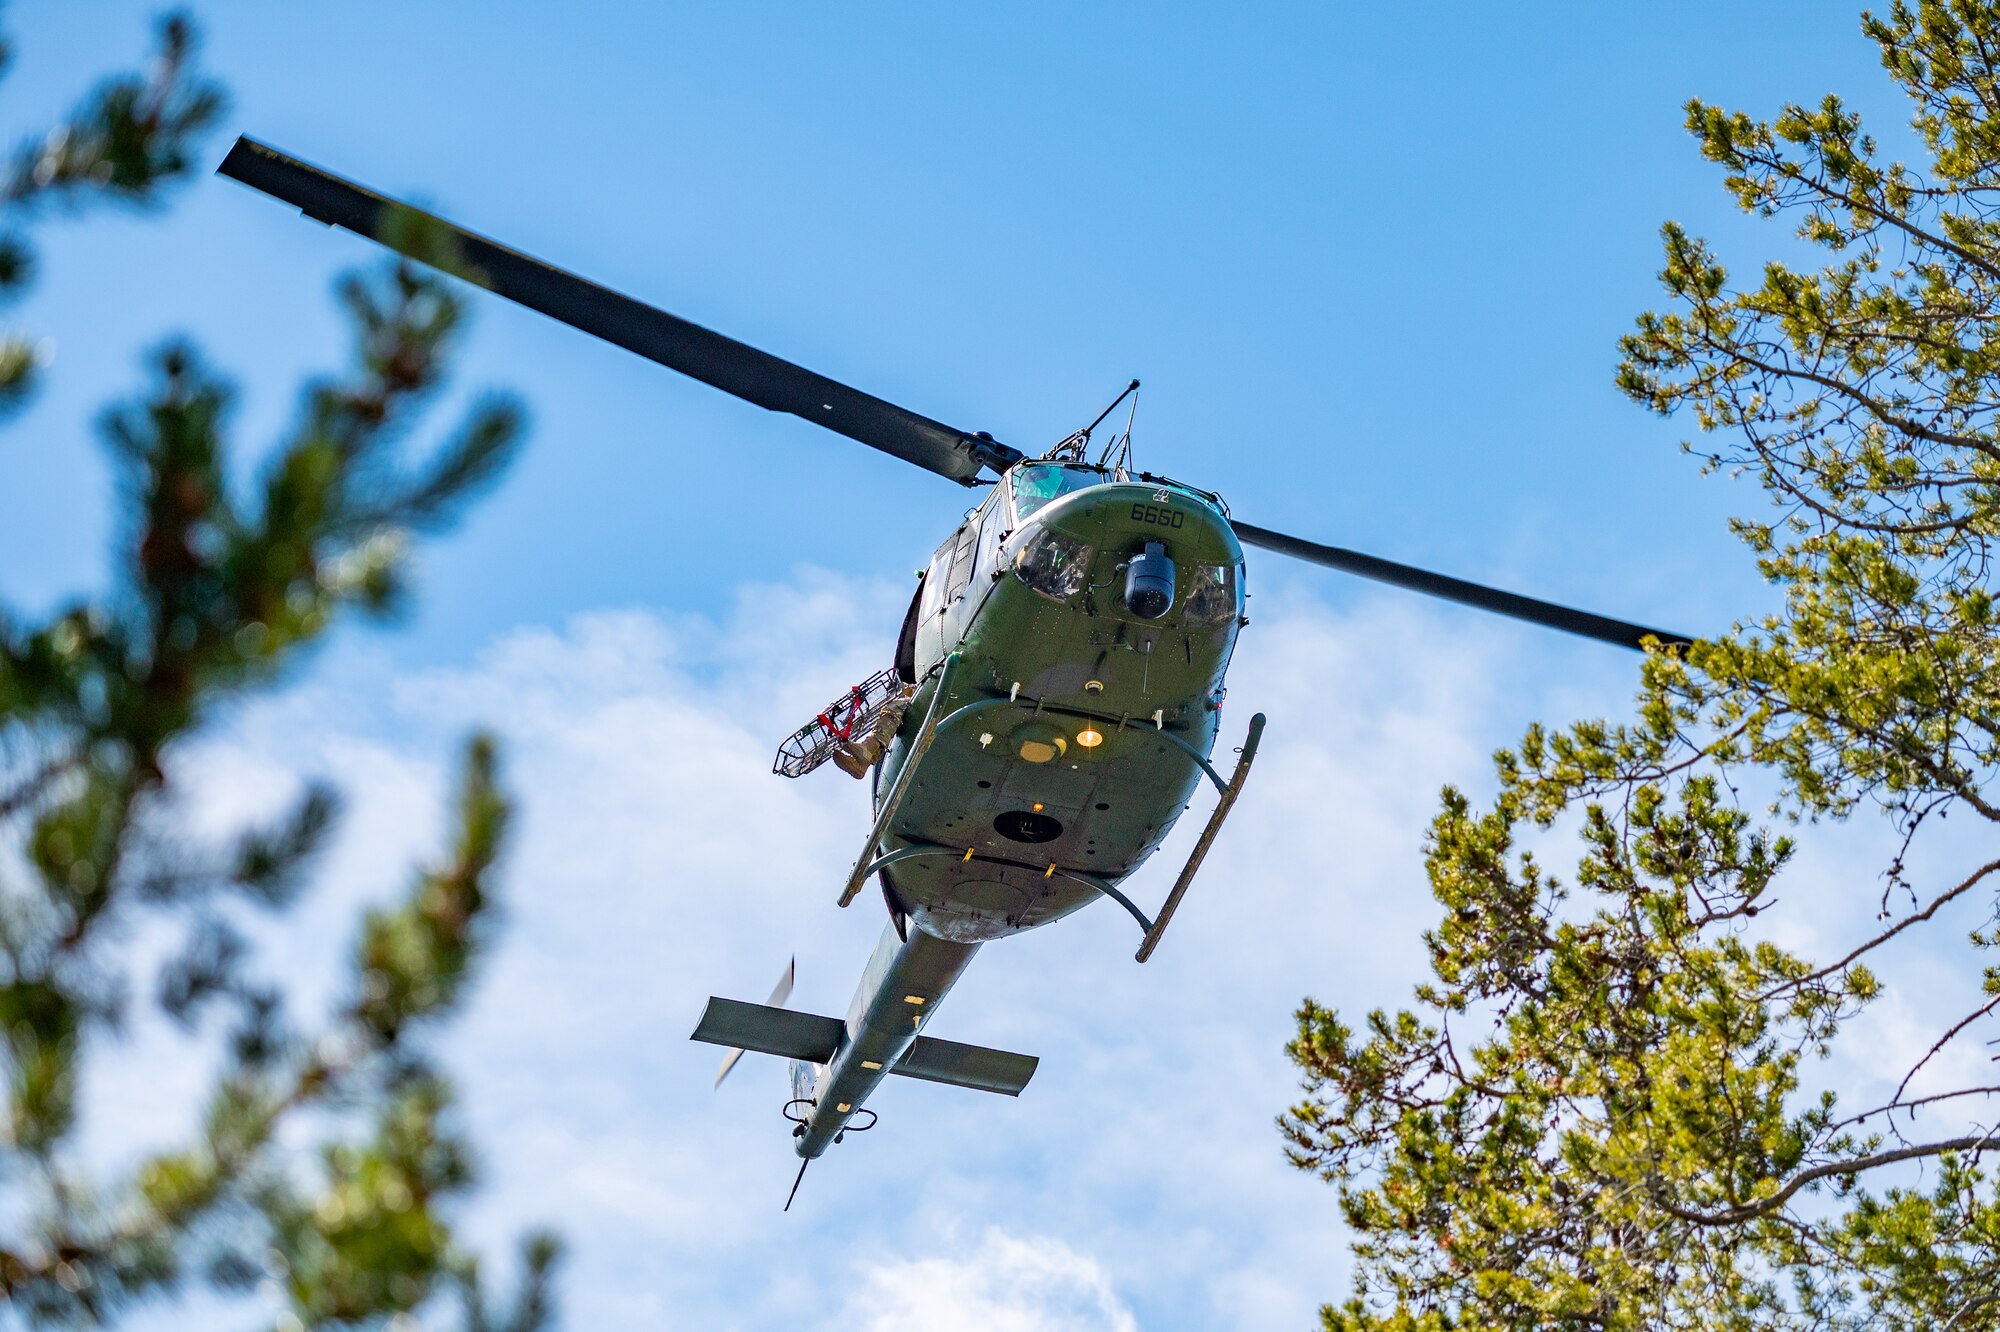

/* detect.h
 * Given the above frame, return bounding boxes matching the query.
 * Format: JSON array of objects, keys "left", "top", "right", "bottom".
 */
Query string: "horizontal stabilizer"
[
  {"left": 893, "top": 1035, "right": 1038, "bottom": 1097},
  {"left": 691, "top": 998, "right": 842, "bottom": 1065}
]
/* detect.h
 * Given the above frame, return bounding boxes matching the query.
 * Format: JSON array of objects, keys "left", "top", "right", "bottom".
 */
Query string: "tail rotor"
[{"left": 713, "top": 957, "right": 795, "bottom": 1089}]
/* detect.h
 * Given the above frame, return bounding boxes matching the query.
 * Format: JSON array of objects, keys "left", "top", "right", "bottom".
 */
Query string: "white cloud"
[
  {"left": 115, "top": 572, "right": 1526, "bottom": 1329},
  {"left": 844, "top": 1229, "right": 1137, "bottom": 1332},
  {"left": 90, "top": 566, "right": 1993, "bottom": 1330},
  {"left": 84, "top": 574, "right": 1634, "bottom": 1329}
]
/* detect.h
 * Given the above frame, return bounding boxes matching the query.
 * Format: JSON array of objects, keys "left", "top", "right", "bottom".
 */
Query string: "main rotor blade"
[
  {"left": 1230, "top": 520, "right": 1691, "bottom": 652},
  {"left": 216, "top": 137, "right": 1021, "bottom": 485}
]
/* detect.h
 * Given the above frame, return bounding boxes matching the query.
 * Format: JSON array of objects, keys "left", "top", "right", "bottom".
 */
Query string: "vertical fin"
[{"left": 789, "top": 1057, "right": 820, "bottom": 1105}]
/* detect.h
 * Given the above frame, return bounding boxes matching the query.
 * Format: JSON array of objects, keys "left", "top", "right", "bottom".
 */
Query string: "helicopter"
[{"left": 216, "top": 136, "right": 1689, "bottom": 1209}]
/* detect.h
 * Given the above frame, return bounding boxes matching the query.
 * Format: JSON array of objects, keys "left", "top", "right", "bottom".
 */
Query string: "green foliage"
[
  {"left": 0, "top": 14, "right": 555, "bottom": 1329},
  {"left": 0, "top": 12, "right": 220, "bottom": 414},
  {"left": 1286, "top": 4, "right": 2000, "bottom": 1327}
]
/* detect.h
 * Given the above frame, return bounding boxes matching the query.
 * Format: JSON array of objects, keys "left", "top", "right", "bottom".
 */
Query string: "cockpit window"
[
  {"left": 1009, "top": 464, "right": 1102, "bottom": 522},
  {"left": 1185, "top": 563, "right": 1243, "bottom": 626}
]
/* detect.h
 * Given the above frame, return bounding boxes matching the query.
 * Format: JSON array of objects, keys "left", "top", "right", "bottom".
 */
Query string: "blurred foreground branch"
[{"left": 0, "top": 14, "right": 556, "bottom": 1329}]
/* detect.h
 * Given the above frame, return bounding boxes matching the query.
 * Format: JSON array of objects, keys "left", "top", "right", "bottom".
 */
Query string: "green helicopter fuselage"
[
  {"left": 786, "top": 460, "right": 1247, "bottom": 1160},
  {"left": 882, "top": 462, "right": 1245, "bottom": 940}
]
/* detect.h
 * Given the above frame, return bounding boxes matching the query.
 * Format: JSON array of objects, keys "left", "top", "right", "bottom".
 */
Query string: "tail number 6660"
[{"left": 1130, "top": 503, "right": 1184, "bottom": 529}]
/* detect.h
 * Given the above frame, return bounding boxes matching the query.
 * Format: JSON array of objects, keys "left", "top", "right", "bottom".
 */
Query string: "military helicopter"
[{"left": 217, "top": 137, "right": 1688, "bottom": 1209}]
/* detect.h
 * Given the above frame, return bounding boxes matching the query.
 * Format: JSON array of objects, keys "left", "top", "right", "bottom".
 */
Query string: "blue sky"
[
  {"left": 7, "top": 5, "right": 1969, "bottom": 1330},
  {"left": 3, "top": 2, "right": 1896, "bottom": 655}
]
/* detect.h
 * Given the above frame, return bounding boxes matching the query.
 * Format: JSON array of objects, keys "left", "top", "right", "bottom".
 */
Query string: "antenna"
[
  {"left": 1097, "top": 379, "right": 1142, "bottom": 474},
  {"left": 1086, "top": 379, "right": 1141, "bottom": 439},
  {"left": 1046, "top": 379, "right": 1141, "bottom": 464}
]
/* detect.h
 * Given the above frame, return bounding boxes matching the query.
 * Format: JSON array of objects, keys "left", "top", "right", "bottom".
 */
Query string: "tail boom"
[{"left": 688, "top": 923, "right": 1037, "bottom": 1161}]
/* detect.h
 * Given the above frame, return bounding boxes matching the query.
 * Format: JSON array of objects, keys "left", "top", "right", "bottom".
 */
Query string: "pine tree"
[
  {"left": 1285, "top": 4, "right": 2000, "bottom": 1327},
  {"left": 0, "top": 15, "right": 556, "bottom": 1328}
]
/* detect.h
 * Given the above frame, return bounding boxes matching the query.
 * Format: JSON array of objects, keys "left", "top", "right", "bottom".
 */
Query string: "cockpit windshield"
[{"left": 1009, "top": 464, "right": 1103, "bottom": 522}]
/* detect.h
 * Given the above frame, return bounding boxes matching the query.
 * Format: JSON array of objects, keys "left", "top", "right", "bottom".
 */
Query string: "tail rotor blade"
[
  {"left": 712, "top": 1045, "right": 747, "bottom": 1089},
  {"left": 766, "top": 957, "right": 795, "bottom": 1009},
  {"left": 714, "top": 957, "right": 798, "bottom": 1090}
]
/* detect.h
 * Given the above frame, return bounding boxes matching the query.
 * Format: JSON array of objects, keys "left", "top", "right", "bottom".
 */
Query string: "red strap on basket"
[{"left": 815, "top": 685, "right": 868, "bottom": 741}]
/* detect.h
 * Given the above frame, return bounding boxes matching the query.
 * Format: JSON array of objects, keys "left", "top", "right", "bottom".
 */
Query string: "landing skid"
[{"left": 1135, "top": 711, "right": 1266, "bottom": 961}]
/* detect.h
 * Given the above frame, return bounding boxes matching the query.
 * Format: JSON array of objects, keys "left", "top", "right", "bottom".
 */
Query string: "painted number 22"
[{"left": 1130, "top": 503, "right": 1184, "bottom": 529}]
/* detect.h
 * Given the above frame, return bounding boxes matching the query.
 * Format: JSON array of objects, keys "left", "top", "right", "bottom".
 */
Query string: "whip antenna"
[
  {"left": 1099, "top": 379, "right": 1142, "bottom": 472},
  {"left": 1086, "top": 378, "right": 1140, "bottom": 439},
  {"left": 1049, "top": 378, "right": 1140, "bottom": 463}
]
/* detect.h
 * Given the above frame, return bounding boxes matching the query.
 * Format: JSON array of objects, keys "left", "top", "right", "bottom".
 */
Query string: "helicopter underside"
[
  {"left": 889, "top": 854, "right": 1101, "bottom": 942},
  {"left": 874, "top": 481, "right": 1246, "bottom": 943}
]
